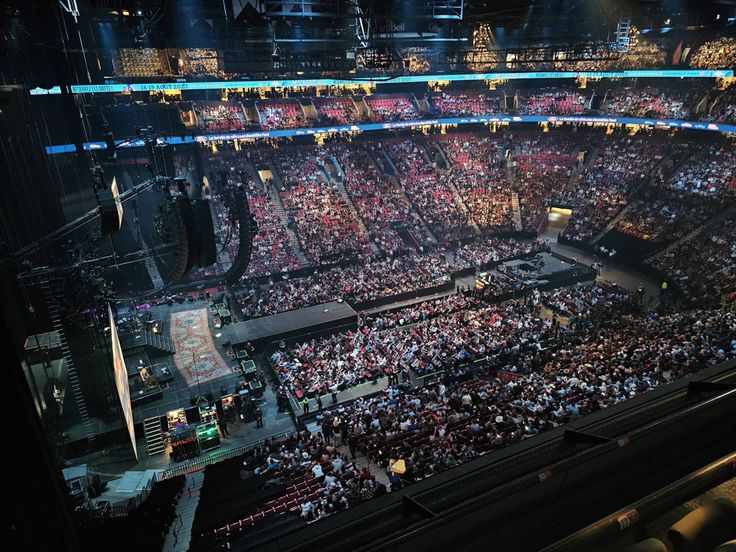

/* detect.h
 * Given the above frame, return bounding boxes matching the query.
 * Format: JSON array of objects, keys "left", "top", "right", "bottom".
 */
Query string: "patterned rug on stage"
[{"left": 170, "top": 308, "right": 231, "bottom": 387}]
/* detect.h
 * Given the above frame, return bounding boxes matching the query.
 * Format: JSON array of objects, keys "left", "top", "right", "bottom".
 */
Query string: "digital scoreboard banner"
[
  {"left": 28, "top": 69, "right": 734, "bottom": 96},
  {"left": 109, "top": 305, "right": 138, "bottom": 460},
  {"left": 44, "top": 114, "right": 736, "bottom": 155}
]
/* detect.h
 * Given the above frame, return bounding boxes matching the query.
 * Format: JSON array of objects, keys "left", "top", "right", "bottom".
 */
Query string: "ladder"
[
  {"left": 144, "top": 416, "right": 166, "bottom": 456},
  {"left": 615, "top": 18, "right": 632, "bottom": 52},
  {"left": 41, "top": 280, "right": 96, "bottom": 444}
]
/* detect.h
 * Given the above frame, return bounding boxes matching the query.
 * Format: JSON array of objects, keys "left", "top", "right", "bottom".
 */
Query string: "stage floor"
[
  {"left": 488, "top": 251, "right": 590, "bottom": 285},
  {"left": 225, "top": 300, "right": 358, "bottom": 349},
  {"left": 128, "top": 300, "right": 244, "bottom": 424}
]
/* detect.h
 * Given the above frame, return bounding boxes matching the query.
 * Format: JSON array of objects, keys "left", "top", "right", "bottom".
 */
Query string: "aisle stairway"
[
  {"left": 266, "top": 185, "right": 309, "bottom": 266},
  {"left": 563, "top": 148, "right": 591, "bottom": 197},
  {"left": 120, "top": 331, "right": 176, "bottom": 356},
  {"left": 510, "top": 192, "right": 523, "bottom": 231},
  {"left": 388, "top": 175, "right": 439, "bottom": 245},
  {"left": 446, "top": 177, "right": 482, "bottom": 235},
  {"left": 143, "top": 416, "right": 166, "bottom": 457},
  {"left": 161, "top": 471, "right": 204, "bottom": 552},
  {"left": 371, "top": 146, "right": 437, "bottom": 245},
  {"left": 305, "top": 422, "right": 390, "bottom": 490},
  {"left": 654, "top": 204, "right": 736, "bottom": 259},
  {"left": 329, "top": 164, "right": 378, "bottom": 253},
  {"left": 590, "top": 203, "right": 633, "bottom": 245},
  {"left": 245, "top": 159, "right": 266, "bottom": 193},
  {"left": 430, "top": 143, "right": 480, "bottom": 235}
]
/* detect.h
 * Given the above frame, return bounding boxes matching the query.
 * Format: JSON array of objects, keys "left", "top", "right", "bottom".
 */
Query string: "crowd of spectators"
[
  {"left": 704, "top": 89, "right": 736, "bottom": 124},
  {"left": 314, "top": 96, "right": 360, "bottom": 125},
  {"left": 454, "top": 237, "right": 548, "bottom": 268},
  {"left": 221, "top": 274, "right": 736, "bottom": 532},
  {"left": 429, "top": 91, "right": 500, "bottom": 117},
  {"left": 690, "top": 37, "right": 736, "bottom": 70},
  {"left": 366, "top": 293, "right": 480, "bottom": 331},
  {"left": 212, "top": 431, "right": 386, "bottom": 539},
  {"left": 172, "top": 81, "right": 736, "bottom": 136},
  {"left": 648, "top": 213, "right": 736, "bottom": 307},
  {"left": 518, "top": 90, "right": 588, "bottom": 115},
  {"left": 431, "top": 133, "right": 515, "bottom": 231},
  {"left": 327, "top": 143, "right": 433, "bottom": 252},
  {"left": 258, "top": 99, "right": 310, "bottom": 129},
  {"left": 300, "top": 294, "right": 735, "bottom": 493},
  {"left": 383, "top": 138, "right": 476, "bottom": 242},
  {"left": 563, "top": 138, "right": 667, "bottom": 242},
  {"left": 271, "top": 147, "right": 370, "bottom": 263},
  {"left": 667, "top": 144, "right": 736, "bottom": 195},
  {"left": 203, "top": 149, "right": 303, "bottom": 278},
  {"left": 514, "top": 135, "right": 578, "bottom": 230},
  {"left": 235, "top": 252, "right": 451, "bottom": 319},
  {"left": 604, "top": 141, "right": 733, "bottom": 242},
  {"left": 602, "top": 88, "right": 697, "bottom": 120},
  {"left": 365, "top": 94, "right": 420, "bottom": 121},
  {"left": 270, "top": 299, "right": 554, "bottom": 397},
  {"left": 541, "top": 281, "right": 636, "bottom": 320},
  {"left": 194, "top": 102, "right": 248, "bottom": 132},
  {"left": 615, "top": 190, "right": 720, "bottom": 243}
]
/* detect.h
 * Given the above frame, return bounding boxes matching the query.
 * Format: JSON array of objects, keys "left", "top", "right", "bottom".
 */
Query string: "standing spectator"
[
  {"left": 322, "top": 418, "right": 333, "bottom": 444},
  {"left": 302, "top": 397, "right": 310, "bottom": 414},
  {"left": 330, "top": 384, "right": 339, "bottom": 404},
  {"left": 255, "top": 407, "right": 263, "bottom": 428},
  {"left": 348, "top": 434, "right": 359, "bottom": 462}
]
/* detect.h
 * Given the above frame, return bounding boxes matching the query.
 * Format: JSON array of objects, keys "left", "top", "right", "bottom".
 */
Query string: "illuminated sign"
[
  {"left": 109, "top": 305, "right": 138, "bottom": 460},
  {"left": 43, "top": 114, "right": 736, "bottom": 155},
  {"left": 29, "top": 69, "right": 734, "bottom": 95}
]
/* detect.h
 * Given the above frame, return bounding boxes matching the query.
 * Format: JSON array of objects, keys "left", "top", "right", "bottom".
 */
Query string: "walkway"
[
  {"left": 161, "top": 471, "right": 204, "bottom": 552},
  {"left": 540, "top": 209, "right": 661, "bottom": 306}
]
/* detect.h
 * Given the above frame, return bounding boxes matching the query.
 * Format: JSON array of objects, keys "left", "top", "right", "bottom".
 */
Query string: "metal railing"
[
  {"left": 155, "top": 429, "right": 296, "bottom": 481},
  {"left": 85, "top": 475, "right": 157, "bottom": 519}
]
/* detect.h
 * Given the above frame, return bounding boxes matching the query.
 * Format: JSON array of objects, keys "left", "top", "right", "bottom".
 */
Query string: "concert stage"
[
  {"left": 504, "top": 252, "right": 593, "bottom": 285},
  {"left": 225, "top": 301, "right": 358, "bottom": 350}
]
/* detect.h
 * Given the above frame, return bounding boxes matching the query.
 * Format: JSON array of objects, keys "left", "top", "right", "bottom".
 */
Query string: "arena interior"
[{"left": 3, "top": 1, "right": 736, "bottom": 551}]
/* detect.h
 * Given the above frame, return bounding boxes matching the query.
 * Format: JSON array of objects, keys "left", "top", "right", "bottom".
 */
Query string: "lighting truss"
[
  {"left": 431, "top": 0, "right": 464, "bottom": 20},
  {"left": 58, "top": 0, "right": 79, "bottom": 20},
  {"left": 260, "top": 0, "right": 463, "bottom": 20}
]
